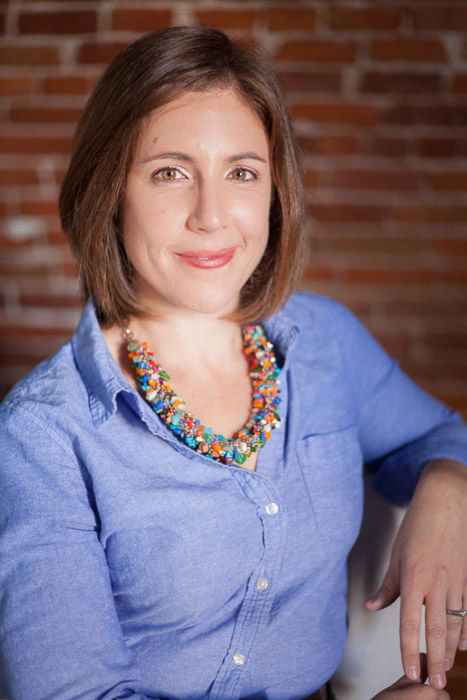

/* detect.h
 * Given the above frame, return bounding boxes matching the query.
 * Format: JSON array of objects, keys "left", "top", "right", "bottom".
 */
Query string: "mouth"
[{"left": 175, "top": 247, "right": 236, "bottom": 269}]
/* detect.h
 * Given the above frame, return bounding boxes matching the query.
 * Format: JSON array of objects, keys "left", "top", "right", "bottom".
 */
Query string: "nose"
[{"left": 186, "top": 178, "right": 227, "bottom": 235}]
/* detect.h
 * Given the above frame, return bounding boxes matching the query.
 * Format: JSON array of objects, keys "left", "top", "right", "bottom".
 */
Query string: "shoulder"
[
  {"left": 277, "top": 291, "right": 360, "bottom": 336},
  {"left": 0, "top": 341, "right": 87, "bottom": 436}
]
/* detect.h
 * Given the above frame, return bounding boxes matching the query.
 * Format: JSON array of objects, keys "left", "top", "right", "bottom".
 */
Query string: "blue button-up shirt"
[{"left": 1, "top": 293, "right": 466, "bottom": 700}]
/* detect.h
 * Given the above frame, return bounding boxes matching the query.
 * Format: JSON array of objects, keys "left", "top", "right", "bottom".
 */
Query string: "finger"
[
  {"left": 386, "top": 653, "right": 429, "bottom": 690},
  {"left": 445, "top": 589, "right": 463, "bottom": 669},
  {"left": 366, "top": 560, "right": 401, "bottom": 611},
  {"left": 400, "top": 586, "right": 423, "bottom": 681},
  {"left": 459, "top": 583, "right": 467, "bottom": 651},
  {"left": 425, "top": 575, "right": 448, "bottom": 690}
]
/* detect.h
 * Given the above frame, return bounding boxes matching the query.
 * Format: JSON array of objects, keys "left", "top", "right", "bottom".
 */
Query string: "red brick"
[
  {"left": 429, "top": 172, "right": 467, "bottom": 190},
  {"left": 0, "top": 12, "right": 5, "bottom": 35},
  {"left": 409, "top": 6, "right": 467, "bottom": 31},
  {"left": 330, "top": 6, "right": 401, "bottom": 31},
  {"left": 0, "top": 45, "right": 59, "bottom": 66},
  {"left": 0, "top": 258, "right": 59, "bottom": 276},
  {"left": 346, "top": 269, "right": 435, "bottom": 286},
  {"left": 280, "top": 71, "right": 341, "bottom": 93},
  {"left": 328, "top": 169, "right": 420, "bottom": 191},
  {"left": 361, "top": 72, "right": 441, "bottom": 95},
  {"left": 452, "top": 75, "right": 467, "bottom": 95},
  {"left": 415, "top": 138, "right": 456, "bottom": 158},
  {"left": 309, "top": 203, "right": 388, "bottom": 223},
  {"left": 194, "top": 9, "right": 257, "bottom": 29},
  {"left": 304, "top": 266, "right": 334, "bottom": 282},
  {"left": 385, "top": 104, "right": 467, "bottom": 126},
  {"left": 443, "top": 270, "right": 467, "bottom": 286},
  {"left": 380, "top": 300, "right": 467, "bottom": 318},
  {"left": 112, "top": 8, "right": 172, "bottom": 32},
  {"left": 300, "top": 135, "right": 359, "bottom": 156},
  {"left": 20, "top": 201, "right": 59, "bottom": 216},
  {"left": 431, "top": 239, "right": 467, "bottom": 256},
  {"left": 78, "top": 42, "right": 129, "bottom": 65},
  {"left": 0, "top": 76, "right": 35, "bottom": 96},
  {"left": 267, "top": 7, "right": 316, "bottom": 31},
  {"left": 314, "top": 236, "right": 424, "bottom": 255},
  {"left": 19, "top": 293, "right": 82, "bottom": 309},
  {"left": 9, "top": 106, "right": 83, "bottom": 123},
  {"left": 292, "top": 102, "right": 381, "bottom": 126},
  {"left": 304, "top": 170, "right": 318, "bottom": 189},
  {"left": 0, "top": 169, "right": 39, "bottom": 186},
  {"left": 42, "top": 76, "right": 90, "bottom": 95},
  {"left": 62, "top": 260, "right": 79, "bottom": 277},
  {"left": 364, "top": 137, "right": 408, "bottom": 158},
  {"left": 0, "top": 135, "right": 72, "bottom": 155},
  {"left": 18, "top": 10, "right": 97, "bottom": 34},
  {"left": 275, "top": 40, "right": 356, "bottom": 63},
  {"left": 370, "top": 39, "right": 446, "bottom": 63},
  {"left": 395, "top": 206, "right": 467, "bottom": 224}
]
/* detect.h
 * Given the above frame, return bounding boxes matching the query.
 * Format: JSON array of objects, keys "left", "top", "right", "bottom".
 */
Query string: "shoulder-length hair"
[{"left": 59, "top": 25, "right": 306, "bottom": 326}]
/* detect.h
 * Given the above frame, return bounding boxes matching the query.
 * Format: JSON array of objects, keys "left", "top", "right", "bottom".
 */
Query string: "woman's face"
[{"left": 120, "top": 87, "right": 272, "bottom": 320}]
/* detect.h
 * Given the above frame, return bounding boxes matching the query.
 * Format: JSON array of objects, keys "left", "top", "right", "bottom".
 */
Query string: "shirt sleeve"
[
  {"left": 331, "top": 301, "right": 467, "bottom": 506},
  {"left": 0, "top": 403, "right": 163, "bottom": 700}
]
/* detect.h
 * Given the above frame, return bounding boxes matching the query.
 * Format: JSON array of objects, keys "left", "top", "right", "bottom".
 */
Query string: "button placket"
[{"left": 208, "top": 475, "right": 284, "bottom": 700}]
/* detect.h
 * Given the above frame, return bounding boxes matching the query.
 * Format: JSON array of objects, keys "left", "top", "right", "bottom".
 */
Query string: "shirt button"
[
  {"left": 233, "top": 653, "right": 245, "bottom": 665},
  {"left": 256, "top": 577, "right": 269, "bottom": 591},
  {"left": 265, "top": 502, "right": 279, "bottom": 515}
]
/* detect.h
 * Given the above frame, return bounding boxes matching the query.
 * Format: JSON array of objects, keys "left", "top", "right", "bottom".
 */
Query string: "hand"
[
  {"left": 371, "top": 653, "right": 449, "bottom": 699},
  {"left": 365, "top": 459, "right": 467, "bottom": 690},
  {"left": 371, "top": 675, "right": 449, "bottom": 699}
]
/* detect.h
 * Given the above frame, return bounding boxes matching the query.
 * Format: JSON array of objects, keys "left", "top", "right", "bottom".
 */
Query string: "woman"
[{"left": 0, "top": 26, "right": 466, "bottom": 700}]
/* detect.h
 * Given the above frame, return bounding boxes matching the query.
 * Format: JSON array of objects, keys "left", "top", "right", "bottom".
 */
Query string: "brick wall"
[{"left": 1, "top": 0, "right": 467, "bottom": 418}]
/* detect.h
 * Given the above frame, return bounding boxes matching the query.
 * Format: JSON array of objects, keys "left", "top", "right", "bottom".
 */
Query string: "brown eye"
[
  {"left": 153, "top": 167, "right": 182, "bottom": 181},
  {"left": 230, "top": 168, "right": 254, "bottom": 181}
]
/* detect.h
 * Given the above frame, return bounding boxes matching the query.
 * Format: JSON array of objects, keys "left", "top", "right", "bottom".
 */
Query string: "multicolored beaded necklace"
[{"left": 124, "top": 324, "right": 281, "bottom": 466}]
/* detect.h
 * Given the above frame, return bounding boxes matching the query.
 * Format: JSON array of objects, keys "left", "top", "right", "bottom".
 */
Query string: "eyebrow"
[{"left": 141, "top": 151, "right": 268, "bottom": 164}]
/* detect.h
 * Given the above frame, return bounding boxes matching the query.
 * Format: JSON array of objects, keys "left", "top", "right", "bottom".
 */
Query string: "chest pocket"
[{"left": 297, "top": 425, "right": 364, "bottom": 557}]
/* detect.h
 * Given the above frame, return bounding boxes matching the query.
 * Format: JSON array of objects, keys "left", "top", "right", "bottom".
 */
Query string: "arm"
[
  {"left": 365, "top": 458, "right": 467, "bottom": 690},
  {"left": 330, "top": 302, "right": 467, "bottom": 690},
  {"left": 0, "top": 404, "right": 160, "bottom": 700}
]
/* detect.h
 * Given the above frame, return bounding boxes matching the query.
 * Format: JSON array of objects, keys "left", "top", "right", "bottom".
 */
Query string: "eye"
[
  {"left": 229, "top": 167, "right": 256, "bottom": 182},
  {"left": 152, "top": 167, "right": 186, "bottom": 182}
]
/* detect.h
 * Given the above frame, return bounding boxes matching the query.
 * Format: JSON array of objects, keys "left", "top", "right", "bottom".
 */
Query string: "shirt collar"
[
  {"left": 71, "top": 297, "right": 301, "bottom": 426},
  {"left": 72, "top": 299, "right": 133, "bottom": 425}
]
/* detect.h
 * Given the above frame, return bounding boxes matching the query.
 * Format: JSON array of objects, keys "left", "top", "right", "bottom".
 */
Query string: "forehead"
[{"left": 135, "top": 88, "right": 270, "bottom": 155}]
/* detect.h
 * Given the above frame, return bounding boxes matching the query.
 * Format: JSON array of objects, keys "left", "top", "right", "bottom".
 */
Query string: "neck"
[
  {"left": 129, "top": 311, "right": 244, "bottom": 370},
  {"left": 103, "top": 307, "right": 247, "bottom": 382}
]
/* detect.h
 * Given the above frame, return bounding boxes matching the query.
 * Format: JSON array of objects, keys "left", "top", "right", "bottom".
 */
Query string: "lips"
[{"left": 175, "top": 247, "right": 236, "bottom": 269}]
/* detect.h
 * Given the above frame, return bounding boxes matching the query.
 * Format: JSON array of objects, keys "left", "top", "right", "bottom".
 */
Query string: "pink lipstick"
[{"left": 175, "top": 247, "right": 236, "bottom": 269}]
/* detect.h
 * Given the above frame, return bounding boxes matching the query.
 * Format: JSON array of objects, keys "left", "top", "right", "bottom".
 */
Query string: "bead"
[{"left": 127, "top": 322, "right": 281, "bottom": 467}]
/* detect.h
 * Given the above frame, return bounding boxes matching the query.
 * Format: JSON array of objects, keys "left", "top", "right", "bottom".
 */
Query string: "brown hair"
[{"left": 59, "top": 25, "right": 306, "bottom": 326}]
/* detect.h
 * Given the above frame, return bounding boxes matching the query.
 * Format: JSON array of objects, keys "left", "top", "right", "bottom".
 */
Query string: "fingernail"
[
  {"left": 459, "top": 639, "right": 467, "bottom": 651},
  {"left": 407, "top": 666, "right": 418, "bottom": 680},
  {"left": 444, "top": 657, "right": 452, "bottom": 671},
  {"left": 431, "top": 673, "right": 445, "bottom": 689}
]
